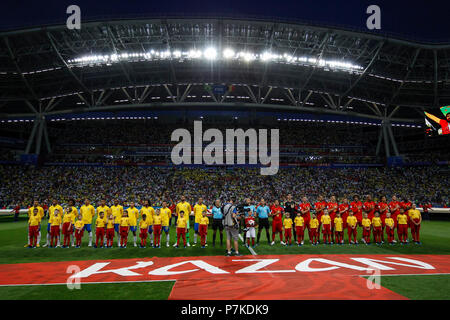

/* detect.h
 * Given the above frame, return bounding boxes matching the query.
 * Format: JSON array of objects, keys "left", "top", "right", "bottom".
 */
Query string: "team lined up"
[{"left": 26, "top": 194, "right": 423, "bottom": 249}]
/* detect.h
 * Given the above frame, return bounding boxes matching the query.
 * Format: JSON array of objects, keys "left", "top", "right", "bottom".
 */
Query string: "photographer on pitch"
[{"left": 222, "top": 197, "right": 242, "bottom": 257}]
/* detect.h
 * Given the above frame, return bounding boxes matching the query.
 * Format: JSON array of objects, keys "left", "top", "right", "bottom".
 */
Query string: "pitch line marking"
[
  {"left": 0, "top": 279, "right": 177, "bottom": 288},
  {"left": 238, "top": 234, "right": 257, "bottom": 256},
  {"left": 360, "top": 273, "right": 450, "bottom": 277}
]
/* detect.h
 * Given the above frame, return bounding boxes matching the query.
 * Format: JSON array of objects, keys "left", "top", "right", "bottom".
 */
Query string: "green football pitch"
[{"left": 0, "top": 216, "right": 449, "bottom": 300}]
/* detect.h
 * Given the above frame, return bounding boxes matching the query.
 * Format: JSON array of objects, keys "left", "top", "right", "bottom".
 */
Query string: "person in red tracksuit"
[
  {"left": 363, "top": 195, "right": 376, "bottom": 221},
  {"left": 298, "top": 196, "right": 311, "bottom": 242},
  {"left": 314, "top": 195, "right": 326, "bottom": 240},
  {"left": 270, "top": 200, "right": 284, "bottom": 245},
  {"left": 351, "top": 195, "right": 363, "bottom": 226},
  {"left": 327, "top": 196, "right": 338, "bottom": 242},
  {"left": 377, "top": 196, "right": 389, "bottom": 243}
]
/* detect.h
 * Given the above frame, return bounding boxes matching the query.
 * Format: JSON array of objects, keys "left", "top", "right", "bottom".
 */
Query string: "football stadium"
[{"left": 0, "top": 10, "right": 450, "bottom": 302}]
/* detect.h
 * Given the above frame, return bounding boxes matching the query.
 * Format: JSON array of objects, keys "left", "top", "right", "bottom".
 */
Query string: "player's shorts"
[
  {"left": 272, "top": 220, "right": 282, "bottom": 233},
  {"left": 114, "top": 223, "right": 119, "bottom": 233},
  {"left": 246, "top": 227, "right": 256, "bottom": 238},
  {"left": 83, "top": 224, "right": 92, "bottom": 232},
  {"left": 258, "top": 218, "right": 269, "bottom": 229},
  {"left": 212, "top": 219, "right": 224, "bottom": 231},
  {"left": 194, "top": 222, "right": 200, "bottom": 233},
  {"left": 147, "top": 225, "right": 153, "bottom": 233},
  {"left": 47, "top": 222, "right": 51, "bottom": 232},
  {"left": 162, "top": 226, "right": 169, "bottom": 233},
  {"left": 130, "top": 225, "right": 137, "bottom": 233}
]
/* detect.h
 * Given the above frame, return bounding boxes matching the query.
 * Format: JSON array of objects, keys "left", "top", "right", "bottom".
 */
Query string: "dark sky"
[{"left": 1, "top": 0, "right": 449, "bottom": 42}]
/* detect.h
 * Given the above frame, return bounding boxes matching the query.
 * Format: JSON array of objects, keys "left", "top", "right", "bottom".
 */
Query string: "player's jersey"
[
  {"left": 283, "top": 218, "right": 293, "bottom": 229},
  {"left": 96, "top": 205, "right": 110, "bottom": 218},
  {"left": 111, "top": 205, "right": 124, "bottom": 224},
  {"left": 377, "top": 202, "right": 389, "bottom": 216},
  {"left": 177, "top": 216, "right": 187, "bottom": 228},
  {"left": 127, "top": 207, "right": 139, "bottom": 226},
  {"left": 62, "top": 213, "right": 73, "bottom": 224},
  {"left": 176, "top": 202, "right": 192, "bottom": 218},
  {"left": 193, "top": 204, "right": 207, "bottom": 223},
  {"left": 80, "top": 204, "right": 95, "bottom": 224},
  {"left": 49, "top": 215, "right": 61, "bottom": 226},
  {"left": 372, "top": 217, "right": 382, "bottom": 227},
  {"left": 160, "top": 207, "right": 172, "bottom": 227},
  {"left": 199, "top": 216, "right": 209, "bottom": 225},
  {"left": 397, "top": 214, "right": 408, "bottom": 225},
  {"left": 153, "top": 215, "right": 162, "bottom": 225},
  {"left": 389, "top": 201, "right": 400, "bottom": 215},
  {"left": 363, "top": 201, "right": 376, "bottom": 220},
  {"left": 310, "top": 218, "right": 319, "bottom": 229},
  {"left": 350, "top": 201, "right": 363, "bottom": 221},
  {"left": 106, "top": 217, "right": 115, "bottom": 229},
  {"left": 321, "top": 215, "right": 331, "bottom": 225},
  {"left": 245, "top": 216, "right": 256, "bottom": 228},
  {"left": 139, "top": 218, "right": 150, "bottom": 229},
  {"left": 294, "top": 216, "right": 304, "bottom": 227},
  {"left": 334, "top": 217, "right": 344, "bottom": 232},
  {"left": 95, "top": 216, "right": 106, "bottom": 228},
  {"left": 28, "top": 215, "right": 40, "bottom": 226},
  {"left": 385, "top": 217, "right": 394, "bottom": 228},
  {"left": 28, "top": 206, "right": 44, "bottom": 221},
  {"left": 339, "top": 203, "right": 349, "bottom": 217},
  {"left": 49, "top": 205, "right": 63, "bottom": 219},
  {"left": 140, "top": 207, "right": 155, "bottom": 225},
  {"left": 68, "top": 207, "right": 78, "bottom": 220},
  {"left": 408, "top": 209, "right": 421, "bottom": 220},
  {"left": 120, "top": 216, "right": 130, "bottom": 227},
  {"left": 362, "top": 218, "right": 371, "bottom": 228},
  {"left": 271, "top": 206, "right": 284, "bottom": 223},
  {"left": 298, "top": 203, "right": 311, "bottom": 222},
  {"left": 346, "top": 215, "right": 357, "bottom": 228},
  {"left": 314, "top": 201, "right": 325, "bottom": 218}
]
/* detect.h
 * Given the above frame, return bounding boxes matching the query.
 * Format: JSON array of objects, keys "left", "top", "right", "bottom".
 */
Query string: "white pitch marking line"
[
  {"left": 361, "top": 273, "right": 450, "bottom": 277},
  {"left": 238, "top": 234, "right": 257, "bottom": 256},
  {"left": 0, "top": 279, "right": 176, "bottom": 287}
]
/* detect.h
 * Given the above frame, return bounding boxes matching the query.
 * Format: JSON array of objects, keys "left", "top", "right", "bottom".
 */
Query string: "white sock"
[
  {"left": 118, "top": 235, "right": 121, "bottom": 246},
  {"left": 88, "top": 232, "right": 93, "bottom": 245},
  {"left": 194, "top": 233, "right": 197, "bottom": 243},
  {"left": 57, "top": 235, "right": 60, "bottom": 246},
  {"left": 150, "top": 234, "right": 153, "bottom": 244},
  {"left": 133, "top": 235, "right": 137, "bottom": 245},
  {"left": 166, "top": 233, "right": 170, "bottom": 244},
  {"left": 37, "top": 231, "right": 41, "bottom": 244},
  {"left": 71, "top": 235, "right": 75, "bottom": 246},
  {"left": 46, "top": 233, "right": 50, "bottom": 245},
  {"left": 27, "top": 233, "right": 30, "bottom": 245}
]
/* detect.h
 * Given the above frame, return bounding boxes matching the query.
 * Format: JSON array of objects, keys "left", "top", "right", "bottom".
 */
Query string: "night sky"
[{"left": 0, "top": 0, "right": 449, "bottom": 42}]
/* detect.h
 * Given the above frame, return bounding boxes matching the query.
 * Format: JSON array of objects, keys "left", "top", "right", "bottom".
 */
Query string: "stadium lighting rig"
[{"left": 67, "top": 47, "right": 364, "bottom": 72}]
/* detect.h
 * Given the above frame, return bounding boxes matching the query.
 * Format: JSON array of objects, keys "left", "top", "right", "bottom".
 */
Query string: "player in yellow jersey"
[
  {"left": 25, "top": 200, "right": 44, "bottom": 247},
  {"left": 199, "top": 210, "right": 209, "bottom": 248},
  {"left": 106, "top": 212, "right": 115, "bottom": 248},
  {"left": 111, "top": 199, "right": 124, "bottom": 247},
  {"left": 140, "top": 200, "right": 155, "bottom": 246},
  {"left": 361, "top": 213, "right": 372, "bottom": 245},
  {"left": 334, "top": 212, "right": 344, "bottom": 245},
  {"left": 127, "top": 202, "right": 139, "bottom": 247},
  {"left": 176, "top": 211, "right": 188, "bottom": 248},
  {"left": 397, "top": 208, "right": 409, "bottom": 244},
  {"left": 27, "top": 208, "right": 40, "bottom": 248},
  {"left": 67, "top": 199, "right": 79, "bottom": 247},
  {"left": 193, "top": 198, "right": 207, "bottom": 246},
  {"left": 175, "top": 196, "right": 192, "bottom": 247},
  {"left": 119, "top": 210, "right": 130, "bottom": 248},
  {"left": 80, "top": 199, "right": 96, "bottom": 246},
  {"left": 44, "top": 199, "right": 63, "bottom": 247},
  {"left": 408, "top": 203, "right": 422, "bottom": 244},
  {"left": 309, "top": 213, "right": 319, "bottom": 245},
  {"left": 49, "top": 209, "right": 62, "bottom": 248},
  {"left": 294, "top": 212, "right": 305, "bottom": 246},
  {"left": 139, "top": 214, "right": 150, "bottom": 248},
  {"left": 153, "top": 209, "right": 163, "bottom": 248},
  {"left": 372, "top": 212, "right": 383, "bottom": 245},
  {"left": 320, "top": 209, "right": 332, "bottom": 244},
  {"left": 160, "top": 201, "right": 172, "bottom": 247},
  {"left": 283, "top": 212, "right": 293, "bottom": 246},
  {"left": 61, "top": 206, "right": 74, "bottom": 248},
  {"left": 384, "top": 212, "right": 395, "bottom": 245},
  {"left": 94, "top": 211, "right": 107, "bottom": 248},
  {"left": 346, "top": 212, "right": 358, "bottom": 245}
]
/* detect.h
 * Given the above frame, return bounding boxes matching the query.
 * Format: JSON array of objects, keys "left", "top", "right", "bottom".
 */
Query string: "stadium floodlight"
[
  {"left": 204, "top": 47, "right": 217, "bottom": 60},
  {"left": 223, "top": 48, "right": 235, "bottom": 59}
]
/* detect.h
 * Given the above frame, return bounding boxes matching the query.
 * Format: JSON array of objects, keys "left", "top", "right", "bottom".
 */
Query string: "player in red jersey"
[
  {"left": 401, "top": 197, "right": 413, "bottom": 232},
  {"left": 298, "top": 196, "right": 312, "bottom": 243},
  {"left": 363, "top": 195, "right": 376, "bottom": 221},
  {"left": 327, "top": 196, "right": 338, "bottom": 242},
  {"left": 270, "top": 200, "right": 285, "bottom": 245},
  {"left": 350, "top": 195, "right": 363, "bottom": 226},
  {"left": 339, "top": 198, "right": 350, "bottom": 229},
  {"left": 389, "top": 195, "right": 401, "bottom": 231},
  {"left": 314, "top": 195, "right": 326, "bottom": 238},
  {"left": 377, "top": 196, "right": 389, "bottom": 243}
]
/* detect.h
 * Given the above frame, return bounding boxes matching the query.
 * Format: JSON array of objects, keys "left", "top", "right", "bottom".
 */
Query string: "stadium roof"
[{"left": 0, "top": 17, "right": 449, "bottom": 122}]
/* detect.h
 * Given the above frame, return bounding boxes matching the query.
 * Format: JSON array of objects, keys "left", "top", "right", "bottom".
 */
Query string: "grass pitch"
[{"left": 0, "top": 216, "right": 449, "bottom": 299}]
